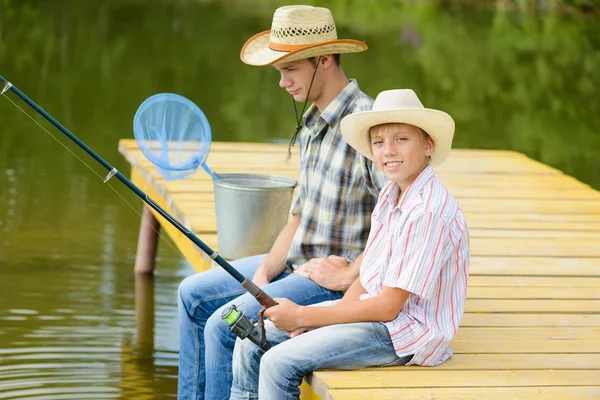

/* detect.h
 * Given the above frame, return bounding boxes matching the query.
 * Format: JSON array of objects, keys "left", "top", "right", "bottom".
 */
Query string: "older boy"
[
  {"left": 229, "top": 89, "right": 470, "bottom": 400},
  {"left": 177, "top": 5, "right": 387, "bottom": 400}
]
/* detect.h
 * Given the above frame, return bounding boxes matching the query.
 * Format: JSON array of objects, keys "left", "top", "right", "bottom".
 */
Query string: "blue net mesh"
[{"left": 133, "top": 93, "right": 218, "bottom": 181}]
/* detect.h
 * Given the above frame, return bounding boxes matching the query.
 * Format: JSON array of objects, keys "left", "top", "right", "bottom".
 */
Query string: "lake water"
[{"left": 0, "top": 0, "right": 598, "bottom": 398}]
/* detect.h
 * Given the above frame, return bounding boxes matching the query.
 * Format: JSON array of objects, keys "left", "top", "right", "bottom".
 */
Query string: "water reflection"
[
  {"left": 0, "top": 0, "right": 598, "bottom": 399},
  {"left": 0, "top": 260, "right": 180, "bottom": 399}
]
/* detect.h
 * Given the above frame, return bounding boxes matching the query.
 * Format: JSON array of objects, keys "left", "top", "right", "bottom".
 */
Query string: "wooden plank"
[
  {"left": 470, "top": 257, "right": 600, "bottom": 277},
  {"left": 467, "top": 286, "right": 600, "bottom": 299},
  {"left": 454, "top": 327, "right": 600, "bottom": 340},
  {"left": 438, "top": 174, "right": 590, "bottom": 189},
  {"left": 312, "top": 370, "right": 600, "bottom": 389},
  {"left": 458, "top": 198, "right": 600, "bottom": 214},
  {"left": 325, "top": 386, "right": 600, "bottom": 400},
  {"left": 451, "top": 187, "right": 600, "bottom": 199},
  {"left": 465, "top": 299, "right": 600, "bottom": 313},
  {"left": 461, "top": 313, "right": 600, "bottom": 327},
  {"left": 437, "top": 157, "right": 562, "bottom": 175},
  {"left": 389, "top": 353, "right": 600, "bottom": 370},
  {"left": 465, "top": 212, "right": 600, "bottom": 223},
  {"left": 470, "top": 238, "right": 600, "bottom": 257},
  {"left": 450, "top": 339, "right": 600, "bottom": 353},
  {"left": 467, "top": 276, "right": 600, "bottom": 287},
  {"left": 465, "top": 212, "right": 600, "bottom": 230},
  {"left": 467, "top": 220, "right": 600, "bottom": 230},
  {"left": 470, "top": 229, "right": 600, "bottom": 239}
]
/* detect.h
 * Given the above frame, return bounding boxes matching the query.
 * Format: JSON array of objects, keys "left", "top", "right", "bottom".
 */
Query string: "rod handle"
[
  {"left": 256, "top": 291, "right": 278, "bottom": 309},
  {"left": 241, "top": 278, "right": 279, "bottom": 308}
]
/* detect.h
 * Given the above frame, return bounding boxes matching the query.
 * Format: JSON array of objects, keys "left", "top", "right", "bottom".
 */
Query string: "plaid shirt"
[{"left": 287, "top": 79, "right": 388, "bottom": 267}]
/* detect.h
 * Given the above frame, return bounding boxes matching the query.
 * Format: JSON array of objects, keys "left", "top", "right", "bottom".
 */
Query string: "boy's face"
[
  {"left": 369, "top": 123, "right": 435, "bottom": 189},
  {"left": 274, "top": 59, "right": 322, "bottom": 103}
]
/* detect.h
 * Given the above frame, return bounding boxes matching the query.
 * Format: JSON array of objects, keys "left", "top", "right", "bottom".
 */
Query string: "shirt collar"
[
  {"left": 303, "top": 79, "right": 361, "bottom": 130},
  {"left": 378, "top": 164, "right": 435, "bottom": 215}
]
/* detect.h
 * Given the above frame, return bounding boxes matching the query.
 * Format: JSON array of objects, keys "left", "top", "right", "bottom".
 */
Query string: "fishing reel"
[{"left": 221, "top": 305, "right": 272, "bottom": 351}]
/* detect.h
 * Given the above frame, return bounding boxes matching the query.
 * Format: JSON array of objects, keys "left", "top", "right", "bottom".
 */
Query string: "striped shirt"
[
  {"left": 359, "top": 165, "right": 470, "bottom": 366},
  {"left": 286, "top": 79, "right": 388, "bottom": 267}
]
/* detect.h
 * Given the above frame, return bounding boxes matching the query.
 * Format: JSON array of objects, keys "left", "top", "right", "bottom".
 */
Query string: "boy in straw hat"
[
  {"left": 177, "top": 5, "right": 387, "bottom": 400},
  {"left": 229, "top": 89, "right": 470, "bottom": 400}
]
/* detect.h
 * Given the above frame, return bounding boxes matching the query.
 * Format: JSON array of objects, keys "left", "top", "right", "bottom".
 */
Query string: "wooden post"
[
  {"left": 134, "top": 204, "right": 160, "bottom": 274},
  {"left": 135, "top": 274, "right": 155, "bottom": 352}
]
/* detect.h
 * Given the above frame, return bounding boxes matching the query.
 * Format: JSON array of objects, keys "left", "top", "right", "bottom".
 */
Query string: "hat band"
[{"left": 268, "top": 42, "right": 314, "bottom": 52}]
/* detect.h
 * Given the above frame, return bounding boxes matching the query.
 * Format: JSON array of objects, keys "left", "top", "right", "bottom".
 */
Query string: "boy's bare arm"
[
  {"left": 300, "top": 286, "right": 409, "bottom": 328},
  {"left": 338, "top": 277, "right": 367, "bottom": 305},
  {"left": 252, "top": 215, "right": 301, "bottom": 287},
  {"left": 265, "top": 286, "right": 410, "bottom": 332}
]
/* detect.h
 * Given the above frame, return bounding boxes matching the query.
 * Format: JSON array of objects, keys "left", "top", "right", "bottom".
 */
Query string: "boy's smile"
[
  {"left": 383, "top": 161, "right": 403, "bottom": 171},
  {"left": 370, "top": 123, "right": 435, "bottom": 192}
]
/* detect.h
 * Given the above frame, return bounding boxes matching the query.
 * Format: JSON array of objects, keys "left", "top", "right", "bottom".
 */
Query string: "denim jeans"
[
  {"left": 177, "top": 256, "right": 344, "bottom": 400},
  {"left": 230, "top": 303, "right": 413, "bottom": 400}
]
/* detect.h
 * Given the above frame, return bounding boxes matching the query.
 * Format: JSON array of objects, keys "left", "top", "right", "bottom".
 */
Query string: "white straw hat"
[
  {"left": 241, "top": 5, "right": 367, "bottom": 66},
  {"left": 340, "top": 89, "right": 455, "bottom": 167}
]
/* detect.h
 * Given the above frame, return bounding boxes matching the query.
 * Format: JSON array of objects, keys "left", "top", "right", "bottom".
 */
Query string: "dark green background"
[{"left": 0, "top": 0, "right": 598, "bottom": 398}]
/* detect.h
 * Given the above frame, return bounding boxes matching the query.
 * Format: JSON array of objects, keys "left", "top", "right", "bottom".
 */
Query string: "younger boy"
[{"left": 229, "top": 89, "right": 470, "bottom": 400}]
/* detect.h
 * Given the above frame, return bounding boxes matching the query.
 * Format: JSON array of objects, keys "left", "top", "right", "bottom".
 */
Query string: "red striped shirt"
[{"left": 359, "top": 165, "right": 470, "bottom": 366}]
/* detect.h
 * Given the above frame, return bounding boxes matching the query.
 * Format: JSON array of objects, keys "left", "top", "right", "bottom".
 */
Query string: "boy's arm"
[
  {"left": 338, "top": 276, "right": 367, "bottom": 305},
  {"left": 252, "top": 214, "right": 301, "bottom": 287},
  {"left": 265, "top": 286, "right": 409, "bottom": 333},
  {"left": 300, "top": 286, "right": 410, "bottom": 328}
]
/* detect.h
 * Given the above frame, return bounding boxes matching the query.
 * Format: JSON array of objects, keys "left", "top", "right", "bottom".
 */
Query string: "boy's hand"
[
  {"left": 264, "top": 298, "right": 302, "bottom": 332},
  {"left": 288, "top": 327, "right": 312, "bottom": 338},
  {"left": 295, "top": 255, "right": 352, "bottom": 291}
]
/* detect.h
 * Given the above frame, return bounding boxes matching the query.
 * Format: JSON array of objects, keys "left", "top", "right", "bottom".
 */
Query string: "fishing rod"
[{"left": 0, "top": 75, "right": 274, "bottom": 350}]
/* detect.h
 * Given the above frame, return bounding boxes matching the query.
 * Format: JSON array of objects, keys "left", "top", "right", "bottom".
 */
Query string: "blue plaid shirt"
[{"left": 287, "top": 79, "right": 388, "bottom": 267}]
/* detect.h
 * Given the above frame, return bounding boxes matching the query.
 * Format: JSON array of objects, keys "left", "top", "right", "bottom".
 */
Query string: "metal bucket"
[{"left": 213, "top": 173, "right": 298, "bottom": 260}]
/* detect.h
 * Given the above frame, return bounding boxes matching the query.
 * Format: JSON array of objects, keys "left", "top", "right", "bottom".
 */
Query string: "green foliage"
[{"left": 0, "top": 0, "right": 598, "bottom": 232}]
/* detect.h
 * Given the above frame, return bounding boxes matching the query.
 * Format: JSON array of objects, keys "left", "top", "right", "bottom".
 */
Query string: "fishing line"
[
  {"left": 1, "top": 75, "right": 278, "bottom": 350},
  {"left": 1, "top": 93, "right": 188, "bottom": 262}
]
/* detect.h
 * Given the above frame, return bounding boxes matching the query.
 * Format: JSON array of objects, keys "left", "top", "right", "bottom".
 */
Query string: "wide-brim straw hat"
[
  {"left": 340, "top": 89, "right": 455, "bottom": 167},
  {"left": 241, "top": 5, "right": 367, "bottom": 66}
]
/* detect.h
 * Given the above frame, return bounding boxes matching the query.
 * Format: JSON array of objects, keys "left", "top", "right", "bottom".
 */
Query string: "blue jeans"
[
  {"left": 230, "top": 302, "right": 413, "bottom": 400},
  {"left": 177, "top": 255, "right": 344, "bottom": 400}
]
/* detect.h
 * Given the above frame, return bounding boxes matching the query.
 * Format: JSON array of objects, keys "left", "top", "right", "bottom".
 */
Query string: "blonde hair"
[
  {"left": 367, "top": 123, "right": 433, "bottom": 161},
  {"left": 368, "top": 122, "right": 431, "bottom": 142}
]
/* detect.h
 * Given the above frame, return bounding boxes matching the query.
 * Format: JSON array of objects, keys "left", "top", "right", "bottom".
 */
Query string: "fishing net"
[{"left": 133, "top": 93, "right": 218, "bottom": 181}]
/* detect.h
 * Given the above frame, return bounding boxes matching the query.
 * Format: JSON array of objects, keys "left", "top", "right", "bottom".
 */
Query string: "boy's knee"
[
  {"left": 205, "top": 311, "right": 230, "bottom": 337},
  {"left": 236, "top": 336, "right": 260, "bottom": 358},
  {"left": 177, "top": 275, "right": 196, "bottom": 308},
  {"left": 260, "top": 347, "right": 292, "bottom": 378}
]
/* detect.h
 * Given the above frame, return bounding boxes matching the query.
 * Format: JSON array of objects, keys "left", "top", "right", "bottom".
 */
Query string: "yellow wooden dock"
[{"left": 119, "top": 139, "right": 600, "bottom": 400}]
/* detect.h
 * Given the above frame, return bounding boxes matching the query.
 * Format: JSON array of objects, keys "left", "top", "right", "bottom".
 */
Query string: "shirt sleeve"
[
  {"left": 383, "top": 212, "right": 449, "bottom": 299},
  {"left": 289, "top": 189, "right": 303, "bottom": 216},
  {"left": 290, "top": 132, "right": 307, "bottom": 216}
]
